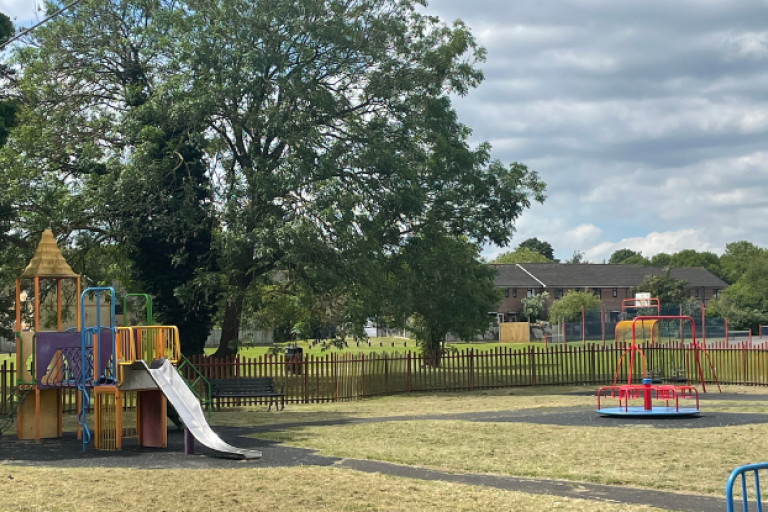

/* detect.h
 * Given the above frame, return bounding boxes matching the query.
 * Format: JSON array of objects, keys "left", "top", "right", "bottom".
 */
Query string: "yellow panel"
[
  {"left": 615, "top": 320, "right": 660, "bottom": 344},
  {"left": 16, "top": 390, "right": 36, "bottom": 440},
  {"left": 94, "top": 387, "right": 122, "bottom": 451},
  {"left": 17, "top": 331, "right": 34, "bottom": 383},
  {"left": 38, "top": 389, "right": 60, "bottom": 439},
  {"left": 500, "top": 322, "right": 530, "bottom": 343}
]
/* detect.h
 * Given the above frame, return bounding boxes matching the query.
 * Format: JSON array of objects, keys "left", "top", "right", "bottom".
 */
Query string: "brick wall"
[{"left": 495, "top": 285, "right": 726, "bottom": 321}]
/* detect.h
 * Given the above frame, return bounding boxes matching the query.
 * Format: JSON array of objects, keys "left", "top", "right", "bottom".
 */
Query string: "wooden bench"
[{"left": 208, "top": 377, "right": 285, "bottom": 411}]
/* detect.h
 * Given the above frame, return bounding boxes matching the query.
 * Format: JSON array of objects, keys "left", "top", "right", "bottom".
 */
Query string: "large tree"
[
  {"left": 548, "top": 290, "right": 601, "bottom": 322},
  {"left": 669, "top": 249, "right": 722, "bottom": 278},
  {"left": 11, "top": 0, "right": 545, "bottom": 355},
  {"left": 7, "top": 0, "right": 220, "bottom": 352},
  {"left": 491, "top": 247, "right": 551, "bottom": 264},
  {"left": 517, "top": 238, "right": 555, "bottom": 261},
  {"left": 632, "top": 272, "right": 689, "bottom": 305},
  {"left": 396, "top": 231, "right": 501, "bottom": 364},
  {"left": 719, "top": 241, "right": 764, "bottom": 285},
  {"left": 609, "top": 248, "right": 650, "bottom": 266}
]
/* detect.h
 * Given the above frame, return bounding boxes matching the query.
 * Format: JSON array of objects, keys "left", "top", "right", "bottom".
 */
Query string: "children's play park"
[
  {"left": 4, "top": 231, "right": 768, "bottom": 512},
  {"left": 1, "top": 229, "right": 259, "bottom": 459}
]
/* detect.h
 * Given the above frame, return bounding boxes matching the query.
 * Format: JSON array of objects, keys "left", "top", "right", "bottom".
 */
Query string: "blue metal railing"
[{"left": 726, "top": 462, "right": 768, "bottom": 512}]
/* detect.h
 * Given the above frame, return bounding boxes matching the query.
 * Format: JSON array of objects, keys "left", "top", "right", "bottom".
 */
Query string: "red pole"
[{"left": 643, "top": 378, "right": 652, "bottom": 410}]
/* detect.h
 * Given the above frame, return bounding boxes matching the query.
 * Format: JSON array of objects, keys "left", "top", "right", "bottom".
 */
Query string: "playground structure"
[
  {"left": 726, "top": 461, "right": 768, "bottom": 512},
  {"left": 597, "top": 313, "right": 721, "bottom": 418},
  {"left": 615, "top": 297, "right": 661, "bottom": 345},
  {"left": 1, "top": 229, "right": 261, "bottom": 459}
]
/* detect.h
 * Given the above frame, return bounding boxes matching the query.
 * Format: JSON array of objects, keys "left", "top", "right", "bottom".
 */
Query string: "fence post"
[
  {"left": 742, "top": 344, "right": 747, "bottom": 386},
  {"left": 406, "top": 351, "right": 412, "bottom": 393},
  {"left": 469, "top": 349, "right": 475, "bottom": 391},
  {"left": 529, "top": 346, "right": 535, "bottom": 386},
  {"left": 361, "top": 353, "right": 366, "bottom": 398},
  {"left": 384, "top": 353, "right": 389, "bottom": 394},
  {"left": 303, "top": 353, "right": 309, "bottom": 404},
  {"left": 332, "top": 353, "right": 338, "bottom": 402}
]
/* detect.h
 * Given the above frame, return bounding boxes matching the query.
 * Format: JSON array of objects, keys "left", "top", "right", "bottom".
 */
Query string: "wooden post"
[
  {"left": 360, "top": 353, "right": 366, "bottom": 398},
  {"left": 529, "top": 345, "right": 535, "bottom": 386},
  {"left": 384, "top": 353, "right": 389, "bottom": 394},
  {"left": 406, "top": 352, "right": 412, "bottom": 393},
  {"left": 15, "top": 279, "right": 20, "bottom": 332},
  {"left": 33, "top": 277, "right": 40, "bottom": 333},
  {"left": 76, "top": 276, "right": 81, "bottom": 332},
  {"left": 56, "top": 278, "right": 62, "bottom": 332}
]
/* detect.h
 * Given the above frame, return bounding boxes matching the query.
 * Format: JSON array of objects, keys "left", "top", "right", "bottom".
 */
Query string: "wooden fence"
[{"left": 4, "top": 344, "right": 768, "bottom": 413}]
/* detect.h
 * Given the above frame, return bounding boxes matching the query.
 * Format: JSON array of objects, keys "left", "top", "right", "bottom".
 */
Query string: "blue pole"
[{"left": 95, "top": 290, "right": 101, "bottom": 379}]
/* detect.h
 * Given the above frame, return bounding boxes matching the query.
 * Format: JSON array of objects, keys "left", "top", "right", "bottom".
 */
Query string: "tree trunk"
[{"left": 213, "top": 274, "right": 253, "bottom": 358}]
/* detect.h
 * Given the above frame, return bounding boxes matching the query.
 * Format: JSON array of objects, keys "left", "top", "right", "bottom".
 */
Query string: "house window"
[
  {"left": 505, "top": 288, "right": 509, "bottom": 298},
  {"left": 555, "top": 288, "right": 564, "bottom": 298},
  {"left": 593, "top": 288, "right": 601, "bottom": 298},
  {"left": 512, "top": 288, "right": 517, "bottom": 298},
  {"left": 612, "top": 288, "right": 618, "bottom": 297},
  {"left": 526, "top": 288, "right": 534, "bottom": 298}
]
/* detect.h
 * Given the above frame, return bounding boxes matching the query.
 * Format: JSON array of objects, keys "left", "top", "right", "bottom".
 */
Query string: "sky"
[
  {"left": 2, "top": 0, "right": 768, "bottom": 262},
  {"left": 421, "top": 0, "right": 768, "bottom": 262}
]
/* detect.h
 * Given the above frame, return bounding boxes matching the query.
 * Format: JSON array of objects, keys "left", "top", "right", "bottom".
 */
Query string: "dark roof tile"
[{"left": 491, "top": 263, "right": 727, "bottom": 289}]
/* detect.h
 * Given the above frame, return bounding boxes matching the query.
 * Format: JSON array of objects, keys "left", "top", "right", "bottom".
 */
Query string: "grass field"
[
  {"left": 10, "top": 384, "right": 768, "bottom": 511},
  {"left": 0, "top": 466, "right": 666, "bottom": 512}
]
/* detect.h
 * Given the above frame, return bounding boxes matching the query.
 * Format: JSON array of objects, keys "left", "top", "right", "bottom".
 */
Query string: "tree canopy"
[
  {"left": 517, "top": 238, "right": 555, "bottom": 261},
  {"left": 548, "top": 290, "right": 601, "bottom": 322},
  {"left": 609, "top": 248, "right": 650, "bottom": 265},
  {"left": 2, "top": 0, "right": 545, "bottom": 354},
  {"left": 491, "top": 247, "right": 551, "bottom": 264},
  {"left": 632, "top": 272, "right": 689, "bottom": 305}
]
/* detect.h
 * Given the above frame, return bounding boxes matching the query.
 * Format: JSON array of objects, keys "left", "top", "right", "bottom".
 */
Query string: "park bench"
[{"left": 208, "top": 377, "right": 285, "bottom": 411}]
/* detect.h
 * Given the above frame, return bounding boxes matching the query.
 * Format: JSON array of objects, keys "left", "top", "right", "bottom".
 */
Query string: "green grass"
[{"left": 202, "top": 337, "right": 609, "bottom": 358}]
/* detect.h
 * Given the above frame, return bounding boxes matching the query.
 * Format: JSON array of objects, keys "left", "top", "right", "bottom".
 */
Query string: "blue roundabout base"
[{"left": 597, "top": 406, "right": 700, "bottom": 418}]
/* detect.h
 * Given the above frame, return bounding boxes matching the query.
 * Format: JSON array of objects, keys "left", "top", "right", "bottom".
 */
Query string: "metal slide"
[{"left": 133, "top": 359, "right": 262, "bottom": 460}]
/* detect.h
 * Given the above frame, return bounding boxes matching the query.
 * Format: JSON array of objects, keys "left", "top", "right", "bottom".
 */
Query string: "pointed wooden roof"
[{"left": 20, "top": 229, "right": 78, "bottom": 278}]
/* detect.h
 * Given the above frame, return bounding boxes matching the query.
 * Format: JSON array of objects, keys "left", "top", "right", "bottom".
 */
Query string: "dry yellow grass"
[
  {"left": 253, "top": 420, "right": 764, "bottom": 497},
  {"left": 208, "top": 386, "right": 596, "bottom": 428},
  {"left": 0, "top": 465, "right": 672, "bottom": 512},
  {"left": 208, "top": 384, "right": 767, "bottom": 427}
]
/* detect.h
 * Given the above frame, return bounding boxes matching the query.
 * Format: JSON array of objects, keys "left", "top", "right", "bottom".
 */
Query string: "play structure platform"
[
  {"left": 597, "top": 380, "right": 700, "bottom": 418},
  {"left": 0, "top": 229, "right": 260, "bottom": 460},
  {"left": 597, "top": 309, "right": 719, "bottom": 419}
]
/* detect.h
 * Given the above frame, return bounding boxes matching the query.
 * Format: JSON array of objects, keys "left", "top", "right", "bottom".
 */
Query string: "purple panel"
[
  {"left": 97, "top": 328, "right": 115, "bottom": 379},
  {"left": 36, "top": 332, "right": 82, "bottom": 388},
  {"left": 35, "top": 329, "right": 115, "bottom": 388}
]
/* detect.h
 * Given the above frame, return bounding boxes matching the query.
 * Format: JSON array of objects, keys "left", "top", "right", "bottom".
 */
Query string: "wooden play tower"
[{"left": 14, "top": 229, "right": 81, "bottom": 440}]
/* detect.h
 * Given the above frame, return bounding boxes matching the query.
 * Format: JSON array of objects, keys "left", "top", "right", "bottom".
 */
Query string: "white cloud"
[
  {"left": 584, "top": 229, "right": 715, "bottom": 262},
  {"left": 720, "top": 31, "right": 768, "bottom": 60},
  {"left": 0, "top": 0, "right": 39, "bottom": 23}
]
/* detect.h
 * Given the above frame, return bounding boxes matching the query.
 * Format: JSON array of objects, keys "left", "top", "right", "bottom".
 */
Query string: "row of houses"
[{"left": 491, "top": 263, "right": 727, "bottom": 322}]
